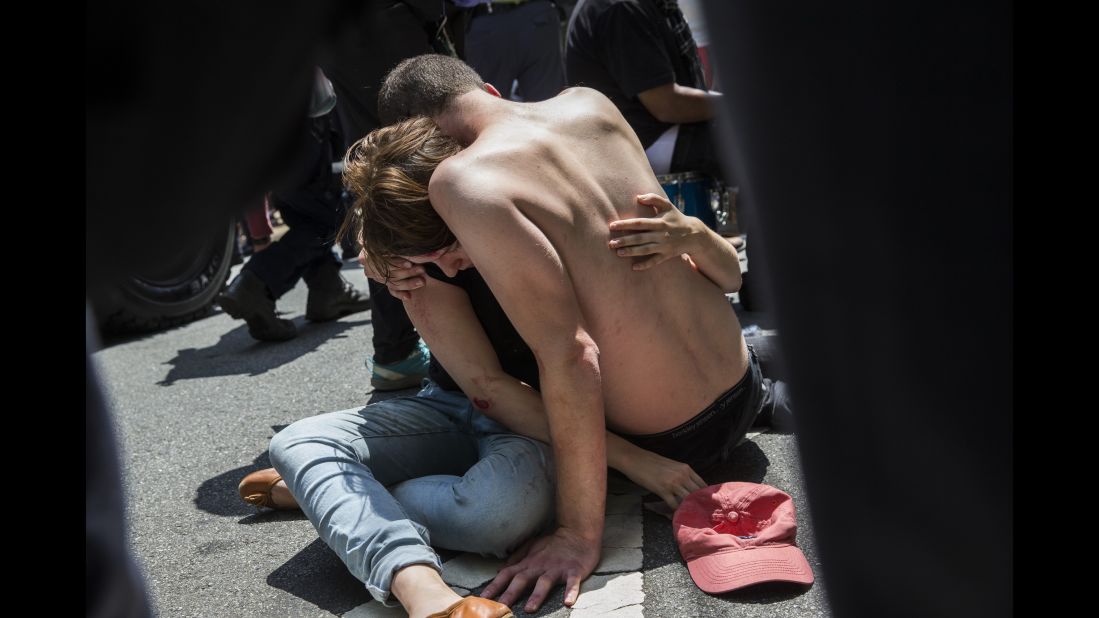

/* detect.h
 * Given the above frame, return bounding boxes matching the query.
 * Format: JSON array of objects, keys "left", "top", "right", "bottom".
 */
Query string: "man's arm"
[
  {"left": 402, "top": 274, "right": 707, "bottom": 511},
  {"left": 637, "top": 83, "right": 722, "bottom": 124},
  {"left": 431, "top": 167, "right": 605, "bottom": 611}
]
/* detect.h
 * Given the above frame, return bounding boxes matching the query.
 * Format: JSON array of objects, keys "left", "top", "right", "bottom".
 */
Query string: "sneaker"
[
  {"left": 753, "top": 378, "right": 795, "bottom": 433},
  {"left": 216, "top": 270, "right": 297, "bottom": 342},
  {"left": 369, "top": 341, "right": 430, "bottom": 391},
  {"left": 304, "top": 260, "right": 372, "bottom": 322}
]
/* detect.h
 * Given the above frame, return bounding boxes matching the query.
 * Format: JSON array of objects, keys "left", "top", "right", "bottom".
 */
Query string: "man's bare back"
[{"left": 433, "top": 87, "right": 748, "bottom": 434}]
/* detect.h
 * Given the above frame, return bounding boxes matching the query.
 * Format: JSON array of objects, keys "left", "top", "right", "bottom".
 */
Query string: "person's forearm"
[
  {"left": 539, "top": 345, "right": 606, "bottom": 542},
  {"left": 466, "top": 372, "right": 552, "bottom": 442},
  {"left": 684, "top": 221, "right": 743, "bottom": 292},
  {"left": 638, "top": 83, "right": 722, "bottom": 124},
  {"left": 605, "top": 431, "right": 646, "bottom": 473},
  {"left": 474, "top": 372, "right": 669, "bottom": 481}
]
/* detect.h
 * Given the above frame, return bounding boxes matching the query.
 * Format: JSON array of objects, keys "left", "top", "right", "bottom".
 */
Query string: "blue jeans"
[{"left": 269, "top": 380, "right": 556, "bottom": 605}]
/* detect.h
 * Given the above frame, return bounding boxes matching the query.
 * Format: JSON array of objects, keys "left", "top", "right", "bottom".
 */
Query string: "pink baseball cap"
[{"left": 673, "top": 482, "right": 815, "bottom": 593}]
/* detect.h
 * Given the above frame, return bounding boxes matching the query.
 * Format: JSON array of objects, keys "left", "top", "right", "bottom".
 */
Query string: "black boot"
[
  {"left": 304, "top": 260, "right": 372, "bottom": 322},
  {"left": 216, "top": 270, "right": 297, "bottom": 341}
]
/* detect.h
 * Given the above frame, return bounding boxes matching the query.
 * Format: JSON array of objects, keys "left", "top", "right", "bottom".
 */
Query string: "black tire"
[{"left": 95, "top": 220, "right": 236, "bottom": 334}]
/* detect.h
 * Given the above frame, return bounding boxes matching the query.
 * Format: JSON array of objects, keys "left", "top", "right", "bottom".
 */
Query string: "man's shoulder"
[
  {"left": 559, "top": 86, "right": 611, "bottom": 104},
  {"left": 553, "top": 88, "right": 635, "bottom": 136},
  {"left": 428, "top": 153, "right": 513, "bottom": 211},
  {"left": 554, "top": 87, "right": 622, "bottom": 121},
  {"left": 432, "top": 147, "right": 511, "bottom": 185}
]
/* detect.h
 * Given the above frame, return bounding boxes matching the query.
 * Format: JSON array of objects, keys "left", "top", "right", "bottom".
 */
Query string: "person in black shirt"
[{"left": 565, "top": 0, "right": 725, "bottom": 179}]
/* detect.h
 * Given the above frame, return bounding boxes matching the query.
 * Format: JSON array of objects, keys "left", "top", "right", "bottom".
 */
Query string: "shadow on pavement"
[
  {"left": 717, "top": 580, "right": 816, "bottom": 605},
  {"left": 195, "top": 432, "right": 290, "bottom": 517},
  {"left": 157, "top": 317, "right": 370, "bottom": 385},
  {"left": 704, "top": 438, "right": 770, "bottom": 486},
  {"left": 267, "top": 538, "right": 372, "bottom": 615},
  {"left": 97, "top": 322, "right": 195, "bottom": 349}
]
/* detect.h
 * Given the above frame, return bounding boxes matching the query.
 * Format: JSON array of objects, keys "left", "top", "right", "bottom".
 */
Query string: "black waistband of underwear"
[
  {"left": 618, "top": 346, "right": 763, "bottom": 470},
  {"left": 627, "top": 360, "right": 753, "bottom": 441}
]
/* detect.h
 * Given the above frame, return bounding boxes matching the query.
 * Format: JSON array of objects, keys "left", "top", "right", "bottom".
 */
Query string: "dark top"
[
  {"left": 423, "top": 264, "right": 541, "bottom": 393},
  {"left": 566, "top": 0, "right": 692, "bottom": 148}
]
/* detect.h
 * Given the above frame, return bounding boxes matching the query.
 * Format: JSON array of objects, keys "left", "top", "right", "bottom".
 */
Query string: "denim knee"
[
  {"left": 268, "top": 413, "right": 354, "bottom": 478},
  {"left": 267, "top": 421, "right": 301, "bottom": 478},
  {"left": 453, "top": 471, "right": 555, "bottom": 557}
]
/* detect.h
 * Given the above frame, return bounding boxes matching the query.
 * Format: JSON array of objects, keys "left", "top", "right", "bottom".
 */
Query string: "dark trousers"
[
  {"left": 244, "top": 195, "right": 341, "bottom": 299},
  {"left": 244, "top": 115, "right": 342, "bottom": 299},
  {"left": 464, "top": 0, "right": 566, "bottom": 102},
  {"left": 319, "top": 0, "right": 435, "bottom": 362},
  {"left": 366, "top": 278, "right": 420, "bottom": 363}
]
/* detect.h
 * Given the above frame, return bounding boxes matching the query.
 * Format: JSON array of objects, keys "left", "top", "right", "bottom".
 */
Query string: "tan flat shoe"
[
  {"left": 425, "top": 597, "right": 514, "bottom": 618},
  {"left": 238, "top": 468, "right": 291, "bottom": 509}
]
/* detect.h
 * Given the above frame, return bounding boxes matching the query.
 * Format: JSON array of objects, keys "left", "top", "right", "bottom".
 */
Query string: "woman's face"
[{"left": 403, "top": 241, "right": 472, "bottom": 278}]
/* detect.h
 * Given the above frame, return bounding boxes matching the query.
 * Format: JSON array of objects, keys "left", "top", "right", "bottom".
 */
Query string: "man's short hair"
[
  {"left": 378, "top": 54, "right": 484, "bottom": 124},
  {"left": 339, "top": 116, "right": 462, "bottom": 280}
]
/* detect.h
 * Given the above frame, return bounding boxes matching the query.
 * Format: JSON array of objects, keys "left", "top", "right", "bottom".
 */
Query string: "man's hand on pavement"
[{"left": 482, "top": 528, "right": 601, "bottom": 613}]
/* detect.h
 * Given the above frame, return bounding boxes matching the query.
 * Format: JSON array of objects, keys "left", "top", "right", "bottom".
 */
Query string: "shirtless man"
[{"left": 351, "top": 54, "right": 762, "bottom": 611}]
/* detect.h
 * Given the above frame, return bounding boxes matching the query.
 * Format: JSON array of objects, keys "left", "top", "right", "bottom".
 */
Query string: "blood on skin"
[{"left": 473, "top": 397, "right": 491, "bottom": 410}]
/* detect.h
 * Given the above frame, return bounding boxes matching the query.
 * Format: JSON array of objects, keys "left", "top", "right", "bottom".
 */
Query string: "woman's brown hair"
[{"left": 339, "top": 116, "right": 462, "bottom": 281}]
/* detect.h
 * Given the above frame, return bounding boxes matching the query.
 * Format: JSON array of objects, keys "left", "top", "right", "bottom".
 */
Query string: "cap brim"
[{"left": 686, "top": 545, "right": 815, "bottom": 594}]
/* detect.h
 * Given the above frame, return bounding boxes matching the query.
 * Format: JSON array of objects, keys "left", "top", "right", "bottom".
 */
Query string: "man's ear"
[{"left": 483, "top": 83, "right": 503, "bottom": 98}]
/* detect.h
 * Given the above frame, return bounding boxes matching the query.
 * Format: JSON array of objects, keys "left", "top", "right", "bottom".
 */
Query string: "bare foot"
[
  {"left": 391, "top": 565, "right": 463, "bottom": 618},
  {"left": 270, "top": 480, "right": 299, "bottom": 509}
]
